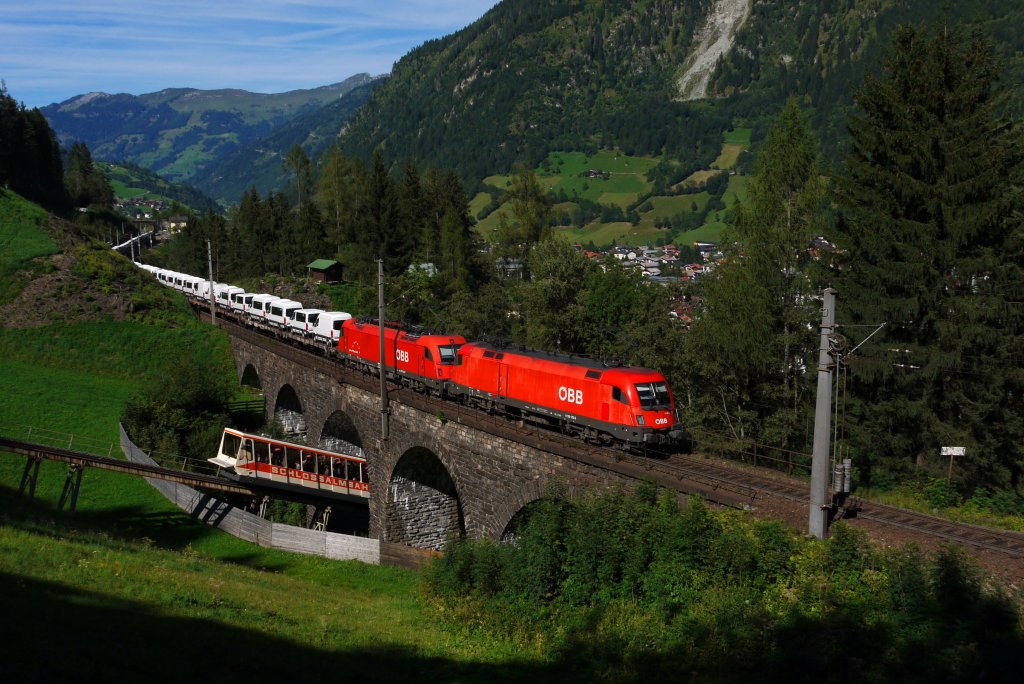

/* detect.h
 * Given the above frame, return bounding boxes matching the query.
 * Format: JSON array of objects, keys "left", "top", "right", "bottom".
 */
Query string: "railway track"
[
  {"left": 853, "top": 500, "right": 1024, "bottom": 557},
  {"left": 654, "top": 450, "right": 1024, "bottom": 559}
]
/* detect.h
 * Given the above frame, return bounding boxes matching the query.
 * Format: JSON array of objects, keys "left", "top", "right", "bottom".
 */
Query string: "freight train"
[{"left": 138, "top": 264, "right": 685, "bottom": 448}]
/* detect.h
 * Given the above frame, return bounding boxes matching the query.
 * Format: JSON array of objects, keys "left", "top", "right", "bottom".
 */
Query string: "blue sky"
[{"left": 1, "top": 1, "right": 499, "bottom": 109}]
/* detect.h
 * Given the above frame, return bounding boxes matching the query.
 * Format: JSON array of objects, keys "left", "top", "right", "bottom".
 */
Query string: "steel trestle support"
[
  {"left": 18, "top": 456, "right": 42, "bottom": 500},
  {"left": 58, "top": 464, "right": 84, "bottom": 512}
]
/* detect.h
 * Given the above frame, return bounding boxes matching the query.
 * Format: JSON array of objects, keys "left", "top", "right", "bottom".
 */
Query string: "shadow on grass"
[
  {"left": 0, "top": 486, "right": 295, "bottom": 572},
  {"left": 0, "top": 571, "right": 567, "bottom": 684}
]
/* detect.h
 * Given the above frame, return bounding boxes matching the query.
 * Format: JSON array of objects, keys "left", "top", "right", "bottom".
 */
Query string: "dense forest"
[
  {"left": 0, "top": 83, "right": 65, "bottom": 207},
  {"left": 0, "top": 83, "right": 114, "bottom": 215}
]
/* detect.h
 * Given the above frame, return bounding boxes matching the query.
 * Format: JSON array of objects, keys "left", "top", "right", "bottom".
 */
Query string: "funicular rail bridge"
[{"left": 1, "top": 434, "right": 254, "bottom": 511}]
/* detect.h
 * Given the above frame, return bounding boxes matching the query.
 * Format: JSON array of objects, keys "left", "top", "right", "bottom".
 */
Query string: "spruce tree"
[{"left": 834, "top": 22, "right": 1024, "bottom": 494}]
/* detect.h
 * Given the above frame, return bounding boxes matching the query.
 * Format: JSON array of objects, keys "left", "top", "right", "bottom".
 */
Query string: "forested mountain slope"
[{"left": 341, "top": 0, "right": 1024, "bottom": 183}]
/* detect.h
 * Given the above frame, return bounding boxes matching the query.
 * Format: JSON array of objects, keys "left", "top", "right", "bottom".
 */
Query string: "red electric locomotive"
[
  {"left": 339, "top": 319, "right": 466, "bottom": 393},
  {"left": 449, "top": 343, "right": 683, "bottom": 446}
]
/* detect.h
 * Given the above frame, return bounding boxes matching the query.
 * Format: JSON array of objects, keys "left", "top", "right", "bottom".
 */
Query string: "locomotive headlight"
[{"left": 636, "top": 415, "right": 645, "bottom": 426}]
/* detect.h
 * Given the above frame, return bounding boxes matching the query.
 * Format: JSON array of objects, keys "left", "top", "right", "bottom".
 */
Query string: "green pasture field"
[
  {"left": 678, "top": 221, "right": 728, "bottom": 244},
  {"left": 473, "top": 203, "right": 513, "bottom": 240},
  {"left": 722, "top": 174, "right": 750, "bottom": 205},
  {"left": 479, "top": 141, "right": 743, "bottom": 247},
  {"left": 544, "top": 150, "right": 658, "bottom": 176},
  {"left": 711, "top": 128, "right": 751, "bottom": 171},
  {"left": 0, "top": 320, "right": 233, "bottom": 383},
  {"left": 540, "top": 151, "right": 654, "bottom": 205},
  {"left": 677, "top": 169, "right": 719, "bottom": 188},
  {"left": 644, "top": 193, "right": 710, "bottom": 218},
  {"left": 545, "top": 173, "right": 650, "bottom": 205},
  {"left": 596, "top": 191, "right": 641, "bottom": 208},
  {"left": 723, "top": 127, "right": 752, "bottom": 145},
  {"left": 0, "top": 191, "right": 57, "bottom": 304},
  {"left": 711, "top": 143, "right": 744, "bottom": 170},
  {"left": 108, "top": 179, "right": 166, "bottom": 201},
  {"left": 551, "top": 201, "right": 580, "bottom": 216},
  {"left": 556, "top": 221, "right": 664, "bottom": 248},
  {"left": 483, "top": 174, "right": 511, "bottom": 189},
  {"left": 469, "top": 191, "right": 492, "bottom": 217}
]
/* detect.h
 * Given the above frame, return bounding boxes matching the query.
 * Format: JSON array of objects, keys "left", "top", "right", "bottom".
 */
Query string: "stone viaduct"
[{"left": 224, "top": 322, "right": 648, "bottom": 550}]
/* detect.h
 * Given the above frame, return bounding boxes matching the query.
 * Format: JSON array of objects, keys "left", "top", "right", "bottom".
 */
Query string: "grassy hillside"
[{"left": 0, "top": 190, "right": 57, "bottom": 305}]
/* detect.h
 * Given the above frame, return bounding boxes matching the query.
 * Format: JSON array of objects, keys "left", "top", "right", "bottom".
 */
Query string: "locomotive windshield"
[
  {"left": 438, "top": 344, "right": 462, "bottom": 364},
  {"left": 634, "top": 382, "right": 671, "bottom": 409}
]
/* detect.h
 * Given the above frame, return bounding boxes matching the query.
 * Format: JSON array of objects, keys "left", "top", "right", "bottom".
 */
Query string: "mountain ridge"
[{"left": 42, "top": 73, "right": 381, "bottom": 199}]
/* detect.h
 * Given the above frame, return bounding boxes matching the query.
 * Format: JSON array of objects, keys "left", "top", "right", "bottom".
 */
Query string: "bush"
[
  {"left": 122, "top": 348, "right": 234, "bottom": 464},
  {"left": 422, "top": 486, "right": 1024, "bottom": 682}
]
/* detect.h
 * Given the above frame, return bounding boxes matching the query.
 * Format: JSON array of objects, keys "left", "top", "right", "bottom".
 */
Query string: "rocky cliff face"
[{"left": 676, "top": 0, "right": 752, "bottom": 100}]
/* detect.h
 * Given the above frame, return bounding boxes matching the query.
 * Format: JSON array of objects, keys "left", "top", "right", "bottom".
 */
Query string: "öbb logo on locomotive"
[
  {"left": 558, "top": 386, "right": 584, "bottom": 405},
  {"left": 141, "top": 264, "right": 685, "bottom": 449}
]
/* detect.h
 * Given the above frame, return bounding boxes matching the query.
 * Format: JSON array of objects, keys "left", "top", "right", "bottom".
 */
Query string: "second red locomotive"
[{"left": 338, "top": 319, "right": 467, "bottom": 394}]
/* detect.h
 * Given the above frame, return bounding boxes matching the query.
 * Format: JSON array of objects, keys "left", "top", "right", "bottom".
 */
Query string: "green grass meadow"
[
  {"left": 108, "top": 178, "right": 162, "bottom": 201},
  {"left": 0, "top": 190, "right": 58, "bottom": 304},
  {"left": 556, "top": 221, "right": 663, "bottom": 247}
]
